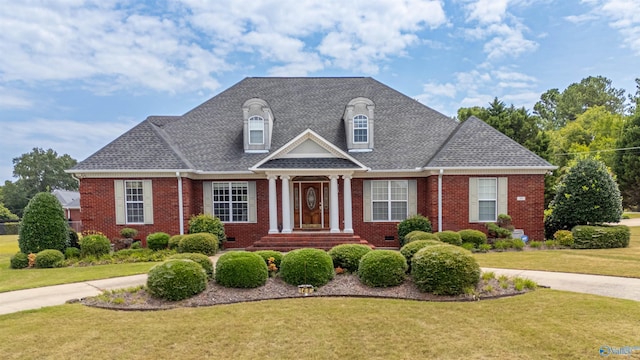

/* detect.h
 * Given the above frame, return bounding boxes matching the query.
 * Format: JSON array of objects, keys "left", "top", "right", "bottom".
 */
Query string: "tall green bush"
[
  {"left": 19, "top": 192, "right": 69, "bottom": 254},
  {"left": 188, "top": 214, "right": 226, "bottom": 248},
  {"left": 397, "top": 214, "right": 432, "bottom": 246}
]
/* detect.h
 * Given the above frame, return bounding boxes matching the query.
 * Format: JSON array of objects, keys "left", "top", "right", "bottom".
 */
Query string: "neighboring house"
[
  {"left": 52, "top": 189, "right": 82, "bottom": 232},
  {"left": 68, "top": 77, "right": 554, "bottom": 249}
]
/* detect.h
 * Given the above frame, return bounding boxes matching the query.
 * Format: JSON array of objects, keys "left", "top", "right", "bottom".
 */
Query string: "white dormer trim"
[
  {"left": 243, "top": 98, "right": 274, "bottom": 153},
  {"left": 344, "top": 97, "right": 375, "bottom": 151},
  {"left": 249, "top": 129, "right": 369, "bottom": 171}
]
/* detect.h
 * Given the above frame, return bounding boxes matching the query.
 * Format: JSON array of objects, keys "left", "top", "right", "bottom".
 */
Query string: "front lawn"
[
  {"left": 473, "top": 227, "right": 640, "bottom": 278},
  {"left": 1, "top": 290, "right": 638, "bottom": 359}
]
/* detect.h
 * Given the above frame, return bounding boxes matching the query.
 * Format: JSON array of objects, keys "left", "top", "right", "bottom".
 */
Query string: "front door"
[{"left": 293, "top": 181, "right": 329, "bottom": 229}]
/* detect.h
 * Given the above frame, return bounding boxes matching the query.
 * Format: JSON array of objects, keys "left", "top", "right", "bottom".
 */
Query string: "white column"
[
  {"left": 329, "top": 175, "right": 340, "bottom": 233},
  {"left": 281, "top": 175, "right": 292, "bottom": 233},
  {"left": 268, "top": 175, "right": 279, "bottom": 234},
  {"left": 342, "top": 175, "right": 353, "bottom": 233}
]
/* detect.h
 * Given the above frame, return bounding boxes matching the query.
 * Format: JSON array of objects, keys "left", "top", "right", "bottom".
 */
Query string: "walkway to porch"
[{"left": 246, "top": 231, "right": 374, "bottom": 252}]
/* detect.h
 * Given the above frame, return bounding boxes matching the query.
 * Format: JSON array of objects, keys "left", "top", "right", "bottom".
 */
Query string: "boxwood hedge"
[
  {"left": 280, "top": 248, "right": 334, "bottom": 287},
  {"left": 411, "top": 244, "right": 480, "bottom": 295},
  {"left": 215, "top": 251, "right": 268, "bottom": 288},
  {"left": 328, "top": 244, "right": 372, "bottom": 272},
  {"left": 147, "top": 259, "right": 207, "bottom": 301},
  {"left": 358, "top": 250, "right": 408, "bottom": 287}
]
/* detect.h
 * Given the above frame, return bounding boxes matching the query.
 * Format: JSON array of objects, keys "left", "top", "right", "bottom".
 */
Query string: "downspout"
[
  {"left": 438, "top": 169, "right": 443, "bottom": 232},
  {"left": 177, "top": 172, "right": 184, "bottom": 235}
]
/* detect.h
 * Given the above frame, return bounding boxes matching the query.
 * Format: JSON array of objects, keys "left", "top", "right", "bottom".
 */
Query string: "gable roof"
[
  {"left": 70, "top": 77, "right": 553, "bottom": 174},
  {"left": 52, "top": 189, "right": 80, "bottom": 209}
]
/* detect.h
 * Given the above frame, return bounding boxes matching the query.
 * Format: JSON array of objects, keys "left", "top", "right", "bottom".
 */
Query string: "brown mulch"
[{"left": 81, "top": 274, "right": 531, "bottom": 311}]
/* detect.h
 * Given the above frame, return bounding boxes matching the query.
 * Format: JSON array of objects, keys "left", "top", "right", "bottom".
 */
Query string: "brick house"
[{"left": 68, "top": 77, "right": 554, "bottom": 249}]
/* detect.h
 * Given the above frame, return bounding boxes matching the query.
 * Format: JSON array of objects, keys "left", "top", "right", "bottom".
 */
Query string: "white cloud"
[
  {"left": 465, "top": 0, "right": 510, "bottom": 24},
  {"left": 0, "top": 87, "right": 32, "bottom": 109}
]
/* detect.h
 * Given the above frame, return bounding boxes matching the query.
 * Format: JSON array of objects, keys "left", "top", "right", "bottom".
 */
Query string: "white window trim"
[
  {"left": 212, "top": 181, "right": 250, "bottom": 223},
  {"left": 353, "top": 114, "right": 368, "bottom": 144},
  {"left": 371, "top": 180, "right": 408, "bottom": 222},
  {"left": 125, "top": 180, "right": 145, "bottom": 224},
  {"left": 477, "top": 178, "right": 497, "bottom": 222},
  {"left": 115, "top": 179, "right": 153, "bottom": 225},
  {"left": 248, "top": 116, "right": 264, "bottom": 145}
]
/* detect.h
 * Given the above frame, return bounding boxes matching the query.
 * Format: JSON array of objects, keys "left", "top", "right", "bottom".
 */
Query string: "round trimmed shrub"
[
  {"left": 280, "top": 248, "right": 334, "bottom": 287},
  {"left": 405, "top": 231, "right": 439, "bottom": 243},
  {"left": 188, "top": 214, "right": 226, "bottom": 248},
  {"left": 254, "top": 250, "right": 284, "bottom": 268},
  {"left": 411, "top": 244, "right": 481, "bottom": 295},
  {"left": 80, "top": 234, "right": 111, "bottom": 257},
  {"left": 400, "top": 240, "right": 442, "bottom": 271},
  {"left": 168, "top": 235, "right": 184, "bottom": 250},
  {"left": 458, "top": 229, "right": 487, "bottom": 247},
  {"left": 178, "top": 233, "right": 218, "bottom": 256},
  {"left": 328, "top": 244, "right": 372, "bottom": 272},
  {"left": 120, "top": 227, "right": 138, "bottom": 239},
  {"left": 10, "top": 252, "right": 29, "bottom": 269},
  {"left": 19, "top": 192, "right": 69, "bottom": 254},
  {"left": 65, "top": 247, "right": 80, "bottom": 259},
  {"left": 147, "top": 232, "right": 170, "bottom": 251},
  {"left": 215, "top": 252, "right": 268, "bottom": 288},
  {"left": 35, "top": 249, "right": 65, "bottom": 268},
  {"left": 553, "top": 230, "right": 574, "bottom": 247},
  {"left": 436, "top": 231, "right": 462, "bottom": 246},
  {"left": 397, "top": 214, "right": 432, "bottom": 246},
  {"left": 170, "top": 253, "right": 214, "bottom": 279},
  {"left": 358, "top": 250, "right": 408, "bottom": 287},
  {"left": 147, "top": 259, "right": 207, "bottom": 301}
]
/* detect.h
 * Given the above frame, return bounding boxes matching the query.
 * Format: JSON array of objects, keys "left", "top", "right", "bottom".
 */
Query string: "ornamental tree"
[
  {"left": 19, "top": 192, "right": 69, "bottom": 254},
  {"left": 544, "top": 159, "right": 622, "bottom": 238}
]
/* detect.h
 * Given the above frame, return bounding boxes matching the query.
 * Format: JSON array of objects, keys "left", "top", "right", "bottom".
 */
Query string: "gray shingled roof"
[
  {"left": 426, "top": 116, "right": 552, "bottom": 168},
  {"left": 72, "top": 77, "right": 553, "bottom": 173},
  {"left": 258, "top": 158, "right": 362, "bottom": 169}
]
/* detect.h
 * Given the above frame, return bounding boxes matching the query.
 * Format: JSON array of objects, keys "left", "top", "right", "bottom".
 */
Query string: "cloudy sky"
[{"left": 1, "top": 0, "right": 639, "bottom": 183}]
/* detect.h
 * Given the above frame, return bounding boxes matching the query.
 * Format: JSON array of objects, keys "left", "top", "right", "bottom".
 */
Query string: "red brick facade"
[{"left": 79, "top": 173, "right": 546, "bottom": 248}]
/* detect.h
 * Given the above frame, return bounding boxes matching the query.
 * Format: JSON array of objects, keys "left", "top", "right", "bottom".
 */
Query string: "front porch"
[{"left": 246, "top": 231, "right": 374, "bottom": 252}]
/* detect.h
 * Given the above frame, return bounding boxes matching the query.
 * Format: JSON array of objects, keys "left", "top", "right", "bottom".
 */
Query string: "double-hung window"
[
  {"left": 212, "top": 182, "right": 249, "bottom": 222},
  {"left": 125, "top": 181, "right": 144, "bottom": 223},
  {"left": 478, "top": 178, "right": 497, "bottom": 221},
  {"left": 353, "top": 115, "right": 368, "bottom": 143},
  {"left": 371, "top": 180, "right": 408, "bottom": 221},
  {"left": 248, "top": 116, "right": 264, "bottom": 145},
  {"left": 115, "top": 179, "right": 153, "bottom": 225}
]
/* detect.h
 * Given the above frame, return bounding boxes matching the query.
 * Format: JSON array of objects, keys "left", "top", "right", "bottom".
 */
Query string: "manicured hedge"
[
  {"left": 458, "top": 229, "right": 487, "bottom": 247},
  {"left": 397, "top": 215, "right": 432, "bottom": 246},
  {"left": 147, "top": 259, "right": 207, "bottom": 301},
  {"left": 146, "top": 232, "right": 170, "bottom": 251},
  {"left": 571, "top": 225, "right": 630, "bottom": 249},
  {"left": 35, "top": 249, "right": 65, "bottom": 268},
  {"left": 168, "top": 235, "right": 184, "bottom": 250},
  {"left": 170, "top": 253, "right": 214, "bottom": 279},
  {"left": 358, "top": 250, "right": 407, "bottom": 287},
  {"left": 10, "top": 252, "right": 29, "bottom": 269},
  {"left": 80, "top": 234, "right": 111, "bottom": 257},
  {"left": 400, "top": 240, "right": 442, "bottom": 271},
  {"left": 328, "top": 244, "right": 372, "bottom": 272},
  {"left": 254, "top": 250, "right": 284, "bottom": 268},
  {"left": 178, "top": 233, "right": 218, "bottom": 256},
  {"left": 404, "top": 231, "right": 439, "bottom": 244},
  {"left": 435, "top": 231, "right": 463, "bottom": 246},
  {"left": 215, "top": 252, "right": 268, "bottom": 288},
  {"left": 411, "top": 244, "right": 481, "bottom": 295},
  {"left": 280, "top": 248, "right": 334, "bottom": 287}
]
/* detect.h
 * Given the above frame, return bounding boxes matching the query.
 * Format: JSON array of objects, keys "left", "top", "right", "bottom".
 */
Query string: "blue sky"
[{"left": 1, "top": 0, "right": 639, "bottom": 184}]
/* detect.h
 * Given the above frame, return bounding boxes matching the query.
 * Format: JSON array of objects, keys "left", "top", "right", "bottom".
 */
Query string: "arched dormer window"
[
  {"left": 248, "top": 116, "right": 264, "bottom": 145},
  {"left": 242, "top": 98, "right": 273, "bottom": 153},
  {"left": 353, "top": 115, "right": 368, "bottom": 143},
  {"left": 343, "top": 97, "right": 375, "bottom": 152}
]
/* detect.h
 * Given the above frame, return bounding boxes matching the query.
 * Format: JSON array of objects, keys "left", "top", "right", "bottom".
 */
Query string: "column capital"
[
  {"left": 341, "top": 174, "right": 352, "bottom": 180},
  {"left": 267, "top": 174, "right": 278, "bottom": 181},
  {"left": 280, "top": 175, "right": 291, "bottom": 180},
  {"left": 329, "top": 174, "right": 339, "bottom": 180}
]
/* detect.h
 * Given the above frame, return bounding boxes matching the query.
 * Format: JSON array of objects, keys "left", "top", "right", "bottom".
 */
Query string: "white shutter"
[
  {"left": 498, "top": 177, "right": 508, "bottom": 216},
  {"left": 363, "top": 180, "right": 371, "bottom": 222},
  {"left": 408, "top": 179, "right": 417, "bottom": 217},
  {"left": 114, "top": 180, "right": 125, "bottom": 225},
  {"left": 469, "top": 178, "right": 479, "bottom": 222},
  {"left": 203, "top": 182, "right": 213, "bottom": 215},
  {"left": 248, "top": 181, "right": 257, "bottom": 223},
  {"left": 142, "top": 180, "right": 153, "bottom": 224}
]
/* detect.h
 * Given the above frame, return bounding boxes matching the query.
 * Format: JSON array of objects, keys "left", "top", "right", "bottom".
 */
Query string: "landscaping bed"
[{"left": 81, "top": 273, "right": 533, "bottom": 311}]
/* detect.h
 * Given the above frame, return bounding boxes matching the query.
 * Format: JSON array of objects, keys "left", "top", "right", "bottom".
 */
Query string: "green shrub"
[
  {"left": 120, "top": 227, "right": 138, "bottom": 239},
  {"left": 458, "top": 229, "right": 487, "bottom": 247},
  {"left": 280, "top": 248, "right": 334, "bottom": 287},
  {"left": 147, "top": 232, "right": 170, "bottom": 251},
  {"left": 554, "top": 230, "right": 574, "bottom": 247},
  {"left": 188, "top": 214, "right": 226, "bottom": 248},
  {"left": 397, "top": 214, "right": 432, "bottom": 246},
  {"left": 215, "top": 252, "right": 268, "bottom": 288},
  {"left": 493, "top": 240, "right": 510, "bottom": 251},
  {"left": 10, "top": 252, "right": 29, "bottom": 269},
  {"left": 485, "top": 222, "right": 513, "bottom": 239},
  {"left": 19, "top": 192, "right": 69, "bottom": 254},
  {"left": 178, "top": 233, "right": 218, "bottom": 256},
  {"left": 404, "top": 231, "right": 439, "bottom": 244},
  {"left": 147, "top": 259, "right": 207, "bottom": 301},
  {"left": 461, "top": 242, "right": 475, "bottom": 251},
  {"left": 404, "top": 230, "right": 428, "bottom": 243},
  {"left": 65, "top": 247, "right": 80, "bottom": 259},
  {"left": 170, "top": 253, "right": 214, "bottom": 279},
  {"left": 572, "top": 225, "right": 630, "bottom": 249},
  {"left": 435, "top": 231, "right": 462, "bottom": 246},
  {"left": 328, "top": 244, "right": 372, "bottom": 272},
  {"left": 411, "top": 244, "right": 481, "bottom": 295},
  {"left": 254, "top": 250, "right": 284, "bottom": 268},
  {"left": 112, "top": 248, "right": 173, "bottom": 263},
  {"left": 544, "top": 240, "right": 557, "bottom": 249},
  {"left": 478, "top": 243, "right": 492, "bottom": 252},
  {"left": 168, "top": 235, "right": 184, "bottom": 250},
  {"left": 358, "top": 250, "right": 407, "bottom": 287},
  {"left": 511, "top": 239, "right": 525, "bottom": 250},
  {"left": 3, "top": 222, "right": 20, "bottom": 235},
  {"left": 68, "top": 229, "right": 80, "bottom": 249},
  {"left": 35, "top": 249, "right": 65, "bottom": 268},
  {"left": 400, "top": 240, "right": 442, "bottom": 271},
  {"left": 529, "top": 241, "right": 543, "bottom": 249},
  {"left": 80, "top": 234, "right": 111, "bottom": 257},
  {"left": 131, "top": 241, "right": 142, "bottom": 249}
]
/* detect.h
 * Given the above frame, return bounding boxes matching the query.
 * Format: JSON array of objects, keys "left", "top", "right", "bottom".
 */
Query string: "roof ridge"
[
  {"left": 145, "top": 117, "right": 196, "bottom": 170},
  {"left": 423, "top": 117, "right": 464, "bottom": 167}
]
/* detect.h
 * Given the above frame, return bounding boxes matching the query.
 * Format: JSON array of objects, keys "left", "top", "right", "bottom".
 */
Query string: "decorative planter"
[{"left": 298, "top": 285, "right": 314, "bottom": 295}]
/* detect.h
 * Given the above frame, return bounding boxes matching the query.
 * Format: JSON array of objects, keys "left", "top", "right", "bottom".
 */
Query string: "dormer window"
[
  {"left": 242, "top": 98, "right": 274, "bottom": 153},
  {"left": 248, "top": 116, "right": 264, "bottom": 144},
  {"left": 343, "top": 97, "right": 375, "bottom": 152},
  {"left": 353, "top": 115, "right": 368, "bottom": 143}
]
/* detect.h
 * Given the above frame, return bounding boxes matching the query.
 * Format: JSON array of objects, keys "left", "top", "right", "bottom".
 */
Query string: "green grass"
[
  {"left": 1, "top": 290, "right": 639, "bottom": 359},
  {"left": 0, "top": 235, "right": 156, "bottom": 292},
  {"left": 474, "top": 227, "right": 640, "bottom": 278},
  {"left": 624, "top": 212, "right": 640, "bottom": 219}
]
